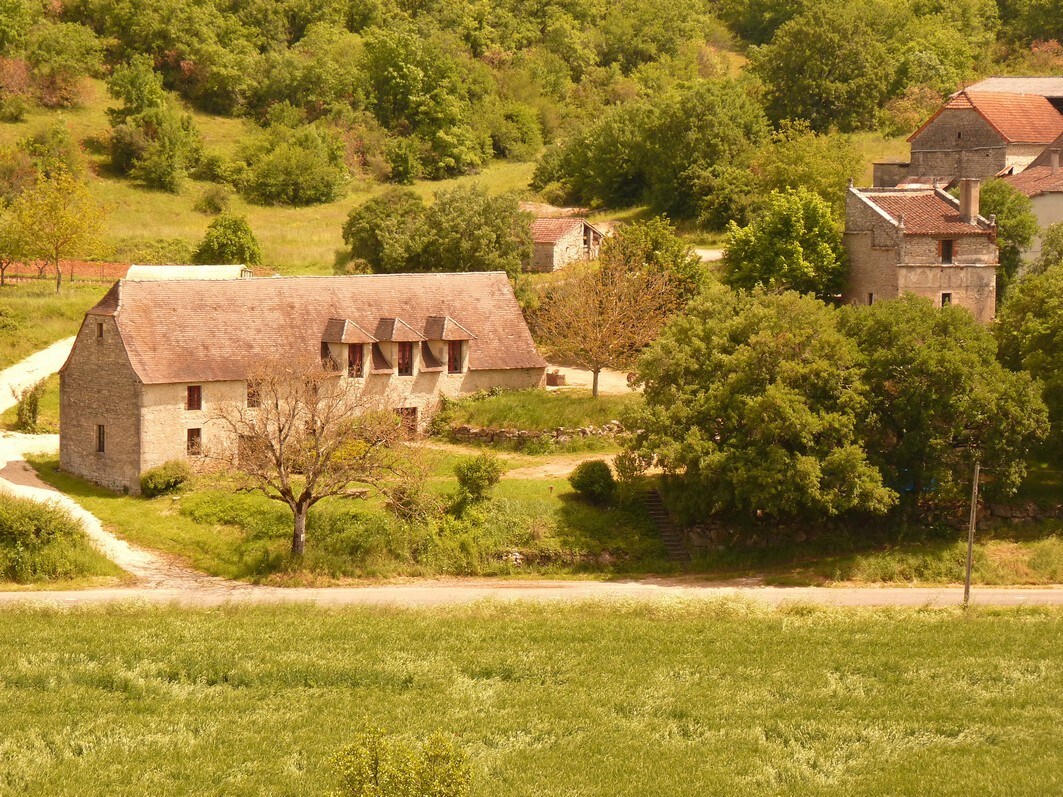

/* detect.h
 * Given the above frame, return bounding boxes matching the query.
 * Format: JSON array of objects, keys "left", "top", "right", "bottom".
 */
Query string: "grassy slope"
[
  {"left": 0, "top": 603, "right": 1060, "bottom": 796},
  {"left": 0, "top": 281, "right": 107, "bottom": 369}
]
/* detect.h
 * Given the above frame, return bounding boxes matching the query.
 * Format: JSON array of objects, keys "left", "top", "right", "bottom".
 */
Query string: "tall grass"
[
  {"left": 0, "top": 603, "right": 1060, "bottom": 796},
  {"left": 0, "top": 281, "right": 108, "bottom": 369}
]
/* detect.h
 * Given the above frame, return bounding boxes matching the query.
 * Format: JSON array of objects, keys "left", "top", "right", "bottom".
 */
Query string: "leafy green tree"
[
  {"left": 627, "top": 284, "right": 895, "bottom": 523},
  {"left": 0, "top": 0, "right": 39, "bottom": 54},
  {"left": 342, "top": 189, "right": 427, "bottom": 273},
  {"left": 106, "top": 54, "right": 168, "bottom": 124},
  {"left": 716, "top": 0, "right": 808, "bottom": 45},
  {"left": 193, "top": 213, "right": 262, "bottom": 265},
  {"left": 600, "top": 217, "right": 704, "bottom": 303},
  {"left": 722, "top": 188, "right": 846, "bottom": 298},
  {"left": 26, "top": 22, "right": 102, "bottom": 107},
  {"left": 1033, "top": 221, "right": 1063, "bottom": 274},
  {"left": 995, "top": 264, "right": 1063, "bottom": 453},
  {"left": 750, "top": 6, "right": 892, "bottom": 132},
  {"left": 238, "top": 123, "right": 347, "bottom": 206},
  {"left": 840, "top": 295, "right": 1048, "bottom": 509},
  {"left": 977, "top": 178, "right": 1039, "bottom": 294}
]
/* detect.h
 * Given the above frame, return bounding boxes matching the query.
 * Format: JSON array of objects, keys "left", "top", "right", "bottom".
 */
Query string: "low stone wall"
[{"left": 449, "top": 422, "right": 622, "bottom": 445}]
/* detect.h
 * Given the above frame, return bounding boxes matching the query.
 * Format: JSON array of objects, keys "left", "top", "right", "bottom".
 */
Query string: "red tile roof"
[
  {"left": 909, "top": 91, "right": 1063, "bottom": 144},
  {"left": 1005, "top": 165, "right": 1063, "bottom": 197},
  {"left": 85, "top": 273, "right": 546, "bottom": 384},
  {"left": 857, "top": 188, "right": 994, "bottom": 236},
  {"left": 531, "top": 217, "right": 584, "bottom": 244}
]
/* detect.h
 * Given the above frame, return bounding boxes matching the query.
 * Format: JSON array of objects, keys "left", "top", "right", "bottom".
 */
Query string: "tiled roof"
[
  {"left": 424, "top": 316, "right": 475, "bottom": 341},
  {"left": 962, "top": 77, "right": 1063, "bottom": 98},
  {"left": 855, "top": 188, "right": 994, "bottom": 236},
  {"left": 910, "top": 91, "right": 1063, "bottom": 144},
  {"left": 1005, "top": 165, "right": 1063, "bottom": 197},
  {"left": 322, "top": 318, "right": 376, "bottom": 344},
  {"left": 530, "top": 217, "right": 584, "bottom": 244},
  {"left": 1026, "top": 132, "right": 1063, "bottom": 170},
  {"left": 375, "top": 317, "right": 425, "bottom": 342},
  {"left": 87, "top": 273, "right": 546, "bottom": 384}
]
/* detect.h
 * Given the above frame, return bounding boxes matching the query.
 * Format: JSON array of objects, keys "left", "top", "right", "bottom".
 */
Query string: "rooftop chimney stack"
[
  {"left": 959, "top": 178, "right": 981, "bottom": 224},
  {"left": 1052, "top": 149, "right": 1060, "bottom": 175}
]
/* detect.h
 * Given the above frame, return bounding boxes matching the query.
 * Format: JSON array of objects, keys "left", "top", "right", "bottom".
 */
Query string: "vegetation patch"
[
  {"left": 439, "top": 389, "right": 639, "bottom": 434},
  {"left": 0, "top": 281, "right": 107, "bottom": 369},
  {"left": 0, "top": 603, "right": 1061, "bottom": 795}
]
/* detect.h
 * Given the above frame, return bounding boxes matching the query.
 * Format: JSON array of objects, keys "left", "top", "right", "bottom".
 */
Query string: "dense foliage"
[
  {"left": 0, "top": 492, "right": 102, "bottom": 582},
  {"left": 568, "top": 459, "right": 616, "bottom": 504},
  {"left": 140, "top": 460, "right": 193, "bottom": 498},
  {"left": 193, "top": 213, "right": 262, "bottom": 265}
]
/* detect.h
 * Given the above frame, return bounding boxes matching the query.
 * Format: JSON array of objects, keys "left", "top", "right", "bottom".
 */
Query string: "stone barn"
[
  {"left": 1006, "top": 144, "right": 1063, "bottom": 261},
  {"left": 526, "top": 218, "right": 604, "bottom": 272},
  {"left": 842, "top": 180, "right": 999, "bottom": 323},
  {"left": 873, "top": 87, "right": 1063, "bottom": 187},
  {"left": 59, "top": 272, "right": 547, "bottom": 493}
]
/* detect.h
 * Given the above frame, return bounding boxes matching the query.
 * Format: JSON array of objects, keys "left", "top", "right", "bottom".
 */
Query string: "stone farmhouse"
[
  {"left": 59, "top": 272, "right": 547, "bottom": 494},
  {"left": 874, "top": 81, "right": 1063, "bottom": 187},
  {"left": 843, "top": 179, "right": 999, "bottom": 323},
  {"left": 526, "top": 217, "right": 604, "bottom": 272},
  {"left": 1005, "top": 143, "right": 1063, "bottom": 261}
]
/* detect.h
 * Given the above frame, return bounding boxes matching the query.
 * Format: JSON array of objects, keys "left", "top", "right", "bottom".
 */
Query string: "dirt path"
[
  {"left": 0, "top": 337, "right": 75, "bottom": 413},
  {"left": 547, "top": 365, "right": 635, "bottom": 395},
  {"left": 503, "top": 453, "right": 610, "bottom": 479}
]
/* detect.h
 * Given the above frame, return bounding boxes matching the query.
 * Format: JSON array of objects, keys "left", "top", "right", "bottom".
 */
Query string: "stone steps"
[{"left": 644, "top": 488, "right": 691, "bottom": 564}]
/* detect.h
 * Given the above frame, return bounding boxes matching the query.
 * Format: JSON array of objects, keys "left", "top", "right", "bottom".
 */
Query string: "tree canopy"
[{"left": 193, "top": 213, "right": 262, "bottom": 266}]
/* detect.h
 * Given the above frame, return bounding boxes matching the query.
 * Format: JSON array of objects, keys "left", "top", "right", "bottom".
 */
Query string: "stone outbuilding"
[
  {"left": 842, "top": 180, "right": 999, "bottom": 323},
  {"left": 874, "top": 87, "right": 1063, "bottom": 187},
  {"left": 1005, "top": 144, "right": 1063, "bottom": 261},
  {"left": 525, "top": 218, "right": 604, "bottom": 272},
  {"left": 59, "top": 272, "right": 547, "bottom": 494}
]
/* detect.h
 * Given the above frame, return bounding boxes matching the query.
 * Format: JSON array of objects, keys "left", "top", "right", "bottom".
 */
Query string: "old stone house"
[
  {"left": 1005, "top": 144, "right": 1063, "bottom": 261},
  {"left": 874, "top": 86, "right": 1063, "bottom": 187},
  {"left": 526, "top": 218, "right": 604, "bottom": 272},
  {"left": 842, "top": 180, "right": 999, "bottom": 323},
  {"left": 60, "top": 272, "right": 547, "bottom": 493}
]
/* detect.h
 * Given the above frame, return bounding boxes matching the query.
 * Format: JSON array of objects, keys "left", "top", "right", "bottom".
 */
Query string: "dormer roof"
[
  {"left": 322, "top": 318, "right": 377, "bottom": 344},
  {"left": 424, "top": 315, "right": 475, "bottom": 341},
  {"left": 375, "top": 317, "right": 426, "bottom": 342}
]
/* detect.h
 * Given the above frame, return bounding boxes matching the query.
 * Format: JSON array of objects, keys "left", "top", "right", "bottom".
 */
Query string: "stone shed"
[{"left": 526, "top": 218, "right": 605, "bottom": 273}]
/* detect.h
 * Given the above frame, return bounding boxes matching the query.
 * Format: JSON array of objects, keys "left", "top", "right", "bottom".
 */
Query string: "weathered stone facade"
[
  {"left": 526, "top": 218, "right": 604, "bottom": 273},
  {"left": 60, "top": 273, "right": 548, "bottom": 493},
  {"left": 842, "top": 184, "right": 999, "bottom": 324}
]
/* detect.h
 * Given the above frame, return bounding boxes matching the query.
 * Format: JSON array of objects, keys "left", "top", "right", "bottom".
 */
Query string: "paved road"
[{"left": 0, "top": 336, "right": 75, "bottom": 413}]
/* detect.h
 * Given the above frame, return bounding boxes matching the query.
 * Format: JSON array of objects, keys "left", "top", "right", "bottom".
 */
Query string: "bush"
[
  {"left": 333, "top": 729, "right": 471, "bottom": 797},
  {"left": 193, "top": 185, "right": 231, "bottom": 215},
  {"left": 193, "top": 213, "right": 262, "bottom": 265},
  {"left": 237, "top": 124, "right": 347, "bottom": 206},
  {"left": 613, "top": 449, "right": 648, "bottom": 504},
  {"left": 12, "top": 377, "right": 46, "bottom": 433},
  {"left": 0, "top": 493, "right": 94, "bottom": 582},
  {"left": 454, "top": 453, "right": 503, "bottom": 503},
  {"left": 569, "top": 459, "right": 616, "bottom": 504},
  {"left": 140, "top": 460, "right": 192, "bottom": 498}
]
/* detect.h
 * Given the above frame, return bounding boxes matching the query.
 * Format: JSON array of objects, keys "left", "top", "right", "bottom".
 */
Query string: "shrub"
[
  {"left": 140, "top": 460, "right": 192, "bottom": 498},
  {"left": 12, "top": 377, "right": 46, "bottom": 433},
  {"left": 569, "top": 459, "right": 616, "bottom": 504},
  {"left": 0, "top": 493, "right": 81, "bottom": 549},
  {"left": 333, "top": 729, "right": 471, "bottom": 797},
  {"left": 193, "top": 213, "right": 262, "bottom": 265},
  {"left": 193, "top": 185, "right": 231, "bottom": 215},
  {"left": 0, "top": 95, "right": 28, "bottom": 122},
  {"left": 238, "top": 124, "right": 347, "bottom": 206},
  {"left": 454, "top": 453, "right": 503, "bottom": 503},
  {"left": 613, "top": 449, "right": 648, "bottom": 504}
]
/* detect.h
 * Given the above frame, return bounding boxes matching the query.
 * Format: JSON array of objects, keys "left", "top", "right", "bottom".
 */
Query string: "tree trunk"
[
  {"left": 54, "top": 257, "right": 61, "bottom": 294},
  {"left": 291, "top": 504, "right": 307, "bottom": 556},
  {"left": 592, "top": 367, "right": 600, "bottom": 398}
]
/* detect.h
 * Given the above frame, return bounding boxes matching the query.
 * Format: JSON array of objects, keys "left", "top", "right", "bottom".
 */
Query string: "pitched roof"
[
  {"left": 322, "top": 318, "right": 376, "bottom": 344},
  {"left": 530, "top": 217, "right": 585, "bottom": 244},
  {"left": 909, "top": 91, "right": 1063, "bottom": 145},
  {"left": 1026, "top": 132, "right": 1063, "bottom": 170},
  {"left": 852, "top": 187, "right": 995, "bottom": 236},
  {"left": 962, "top": 77, "right": 1063, "bottom": 99},
  {"left": 86, "top": 273, "right": 546, "bottom": 384},
  {"left": 1005, "top": 165, "right": 1063, "bottom": 197},
  {"left": 375, "top": 317, "right": 425, "bottom": 342},
  {"left": 424, "top": 315, "right": 475, "bottom": 341}
]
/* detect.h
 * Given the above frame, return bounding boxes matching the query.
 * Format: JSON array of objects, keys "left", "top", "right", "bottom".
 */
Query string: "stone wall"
[
  {"left": 59, "top": 315, "right": 142, "bottom": 493},
  {"left": 527, "top": 224, "right": 585, "bottom": 273},
  {"left": 909, "top": 108, "right": 1008, "bottom": 179},
  {"left": 449, "top": 421, "right": 622, "bottom": 446},
  {"left": 842, "top": 191, "right": 904, "bottom": 306}
]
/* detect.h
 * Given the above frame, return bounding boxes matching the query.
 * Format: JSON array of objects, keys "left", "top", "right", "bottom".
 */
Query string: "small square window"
[
  {"left": 186, "top": 385, "right": 202, "bottom": 411},
  {"left": 447, "top": 340, "right": 463, "bottom": 374},
  {"left": 187, "top": 428, "right": 202, "bottom": 455},
  {"left": 941, "top": 292, "right": 952, "bottom": 306},
  {"left": 397, "top": 342, "right": 414, "bottom": 376},
  {"left": 95, "top": 322, "right": 104, "bottom": 340},
  {"left": 96, "top": 424, "right": 105, "bottom": 453}
]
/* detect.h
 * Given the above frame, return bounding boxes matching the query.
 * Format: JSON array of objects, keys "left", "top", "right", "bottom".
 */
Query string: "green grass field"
[
  {"left": 0, "top": 281, "right": 106, "bottom": 369},
  {"left": 441, "top": 389, "right": 639, "bottom": 432},
  {"left": 0, "top": 602, "right": 1060, "bottom": 796}
]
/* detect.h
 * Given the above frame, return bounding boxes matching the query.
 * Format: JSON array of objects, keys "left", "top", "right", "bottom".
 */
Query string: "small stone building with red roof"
[
  {"left": 1005, "top": 143, "right": 1063, "bottom": 261},
  {"left": 843, "top": 180, "right": 999, "bottom": 323},
  {"left": 526, "top": 217, "right": 604, "bottom": 272},
  {"left": 59, "top": 272, "right": 547, "bottom": 493},
  {"left": 874, "top": 87, "right": 1063, "bottom": 187}
]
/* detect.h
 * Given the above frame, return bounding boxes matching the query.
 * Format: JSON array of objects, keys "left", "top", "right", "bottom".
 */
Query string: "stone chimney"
[
  {"left": 959, "top": 178, "right": 981, "bottom": 224},
  {"left": 1051, "top": 149, "right": 1060, "bottom": 175}
]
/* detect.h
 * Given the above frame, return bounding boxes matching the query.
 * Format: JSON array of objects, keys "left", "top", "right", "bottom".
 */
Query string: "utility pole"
[{"left": 964, "top": 459, "right": 980, "bottom": 608}]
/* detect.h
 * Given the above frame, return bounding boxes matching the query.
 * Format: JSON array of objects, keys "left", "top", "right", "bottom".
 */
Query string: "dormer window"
[
  {"left": 397, "top": 342, "right": 414, "bottom": 376},
  {"left": 448, "top": 340, "right": 463, "bottom": 374},
  {"left": 348, "top": 344, "right": 364, "bottom": 378}
]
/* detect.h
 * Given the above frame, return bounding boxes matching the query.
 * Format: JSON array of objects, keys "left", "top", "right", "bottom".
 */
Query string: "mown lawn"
[
  {"left": 441, "top": 389, "right": 639, "bottom": 431},
  {"left": 0, "top": 281, "right": 107, "bottom": 369},
  {"left": 27, "top": 452, "right": 666, "bottom": 583},
  {"left": 0, "top": 602, "right": 1060, "bottom": 796}
]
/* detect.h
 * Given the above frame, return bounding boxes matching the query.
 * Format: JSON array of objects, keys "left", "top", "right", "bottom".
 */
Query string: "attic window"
[
  {"left": 95, "top": 322, "right": 104, "bottom": 340},
  {"left": 320, "top": 342, "right": 336, "bottom": 369},
  {"left": 397, "top": 342, "right": 414, "bottom": 376}
]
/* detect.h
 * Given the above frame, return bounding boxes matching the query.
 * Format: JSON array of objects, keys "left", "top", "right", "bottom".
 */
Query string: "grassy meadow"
[
  {"left": 0, "top": 281, "right": 106, "bottom": 369},
  {"left": 27, "top": 451, "right": 666, "bottom": 583},
  {"left": 1, "top": 373, "right": 59, "bottom": 433},
  {"left": 441, "top": 389, "right": 638, "bottom": 432},
  {"left": 0, "top": 602, "right": 1060, "bottom": 796}
]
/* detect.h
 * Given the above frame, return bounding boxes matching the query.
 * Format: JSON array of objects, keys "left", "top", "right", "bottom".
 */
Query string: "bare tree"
[
  {"left": 212, "top": 357, "right": 409, "bottom": 556},
  {"left": 533, "top": 260, "right": 678, "bottom": 397}
]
